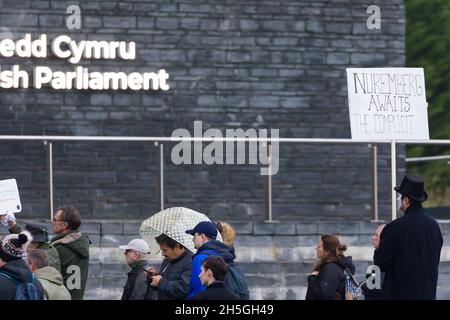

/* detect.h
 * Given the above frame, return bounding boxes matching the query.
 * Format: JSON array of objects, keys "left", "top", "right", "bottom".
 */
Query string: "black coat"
[
  {"left": 154, "top": 250, "right": 192, "bottom": 300},
  {"left": 0, "top": 259, "right": 44, "bottom": 300},
  {"left": 373, "top": 203, "right": 443, "bottom": 300},
  {"left": 121, "top": 260, "right": 153, "bottom": 300},
  {"left": 305, "top": 256, "right": 355, "bottom": 300},
  {"left": 361, "top": 272, "right": 385, "bottom": 300},
  {"left": 191, "top": 281, "right": 241, "bottom": 300}
]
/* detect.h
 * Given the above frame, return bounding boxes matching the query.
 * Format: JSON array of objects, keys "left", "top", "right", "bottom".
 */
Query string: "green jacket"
[
  {"left": 51, "top": 231, "right": 90, "bottom": 300},
  {"left": 35, "top": 266, "right": 71, "bottom": 300},
  {"left": 9, "top": 224, "right": 61, "bottom": 272}
]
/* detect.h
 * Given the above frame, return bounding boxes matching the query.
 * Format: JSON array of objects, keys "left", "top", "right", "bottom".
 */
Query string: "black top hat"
[
  {"left": 394, "top": 175, "right": 428, "bottom": 202},
  {"left": 25, "top": 223, "right": 49, "bottom": 243}
]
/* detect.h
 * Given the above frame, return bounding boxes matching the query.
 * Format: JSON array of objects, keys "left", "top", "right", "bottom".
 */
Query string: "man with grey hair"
[
  {"left": 50, "top": 206, "right": 90, "bottom": 300},
  {"left": 26, "top": 249, "right": 71, "bottom": 300}
]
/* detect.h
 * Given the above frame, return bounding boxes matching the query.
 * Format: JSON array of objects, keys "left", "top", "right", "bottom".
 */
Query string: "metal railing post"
[
  {"left": 370, "top": 144, "right": 380, "bottom": 222},
  {"left": 155, "top": 142, "right": 164, "bottom": 211},
  {"left": 44, "top": 141, "right": 54, "bottom": 221},
  {"left": 264, "top": 144, "right": 277, "bottom": 223},
  {"left": 391, "top": 140, "right": 397, "bottom": 221}
]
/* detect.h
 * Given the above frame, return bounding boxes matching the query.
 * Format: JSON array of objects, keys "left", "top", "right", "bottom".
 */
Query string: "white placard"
[
  {"left": 0, "top": 179, "right": 22, "bottom": 214},
  {"left": 346, "top": 68, "right": 429, "bottom": 140}
]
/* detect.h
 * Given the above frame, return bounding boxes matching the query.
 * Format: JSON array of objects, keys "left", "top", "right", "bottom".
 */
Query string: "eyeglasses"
[{"left": 51, "top": 218, "right": 66, "bottom": 223}]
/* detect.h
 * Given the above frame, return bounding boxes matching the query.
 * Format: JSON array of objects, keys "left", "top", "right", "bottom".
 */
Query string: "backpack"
[
  {"left": 223, "top": 263, "right": 250, "bottom": 300},
  {"left": 343, "top": 268, "right": 363, "bottom": 300},
  {"left": 202, "top": 250, "right": 250, "bottom": 300},
  {"left": 0, "top": 272, "right": 42, "bottom": 300}
]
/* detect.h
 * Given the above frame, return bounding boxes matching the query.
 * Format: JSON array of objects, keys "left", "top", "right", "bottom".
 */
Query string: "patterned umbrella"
[{"left": 139, "top": 207, "right": 222, "bottom": 257}]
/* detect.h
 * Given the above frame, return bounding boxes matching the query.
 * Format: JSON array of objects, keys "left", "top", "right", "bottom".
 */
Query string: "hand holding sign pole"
[{"left": 346, "top": 68, "right": 429, "bottom": 220}]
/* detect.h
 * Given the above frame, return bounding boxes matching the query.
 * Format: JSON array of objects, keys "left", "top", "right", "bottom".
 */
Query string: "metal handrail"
[
  {"left": 406, "top": 155, "right": 450, "bottom": 163},
  {"left": 0, "top": 135, "right": 449, "bottom": 144},
  {"left": 1, "top": 135, "right": 449, "bottom": 222}
]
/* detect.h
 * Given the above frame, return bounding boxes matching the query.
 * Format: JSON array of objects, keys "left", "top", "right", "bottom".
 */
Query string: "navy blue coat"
[{"left": 374, "top": 203, "right": 443, "bottom": 300}]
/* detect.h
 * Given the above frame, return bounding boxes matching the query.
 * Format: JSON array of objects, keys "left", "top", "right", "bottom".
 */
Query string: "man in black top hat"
[{"left": 374, "top": 175, "right": 443, "bottom": 299}]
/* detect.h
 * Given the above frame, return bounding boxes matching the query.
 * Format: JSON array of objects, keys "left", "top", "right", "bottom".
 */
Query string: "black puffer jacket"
[
  {"left": 305, "top": 256, "right": 356, "bottom": 300},
  {"left": 121, "top": 260, "right": 153, "bottom": 300},
  {"left": 0, "top": 259, "right": 44, "bottom": 300},
  {"left": 155, "top": 250, "right": 193, "bottom": 300}
]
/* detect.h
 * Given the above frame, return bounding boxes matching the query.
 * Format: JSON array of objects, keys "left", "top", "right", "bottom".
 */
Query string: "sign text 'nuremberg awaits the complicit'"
[
  {"left": 347, "top": 68, "right": 429, "bottom": 140},
  {"left": 0, "top": 34, "right": 169, "bottom": 91}
]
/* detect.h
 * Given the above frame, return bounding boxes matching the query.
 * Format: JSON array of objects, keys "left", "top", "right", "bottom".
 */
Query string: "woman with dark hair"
[{"left": 305, "top": 234, "right": 356, "bottom": 300}]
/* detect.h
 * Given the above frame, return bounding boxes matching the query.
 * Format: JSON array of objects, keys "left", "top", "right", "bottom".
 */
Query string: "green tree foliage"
[{"left": 405, "top": 0, "right": 450, "bottom": 205}]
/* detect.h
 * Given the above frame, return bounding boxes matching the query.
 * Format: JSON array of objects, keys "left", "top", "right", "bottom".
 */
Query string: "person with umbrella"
[{"left": 147, "top": 233, "right": 192, "bottom": 300}]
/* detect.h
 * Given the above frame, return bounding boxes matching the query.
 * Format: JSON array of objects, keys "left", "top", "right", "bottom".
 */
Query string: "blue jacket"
[{"left": 188, "top": 240, "right": 235, "bottom": 299}]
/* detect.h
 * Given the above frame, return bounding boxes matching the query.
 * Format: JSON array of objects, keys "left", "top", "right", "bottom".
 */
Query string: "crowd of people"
[{"left": 0, "top": 175, "right": 444, "bottom": 300}]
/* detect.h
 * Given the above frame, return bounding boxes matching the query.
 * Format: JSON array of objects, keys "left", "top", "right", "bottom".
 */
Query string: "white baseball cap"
[{"left": 119, "top": 239, "right": 150, "bottom": 254}]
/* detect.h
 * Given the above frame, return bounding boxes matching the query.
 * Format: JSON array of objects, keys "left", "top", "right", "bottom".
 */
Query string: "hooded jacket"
[
  {"left": 188, "top": 239, "right": 235, "bottom": 299},
  {"left": 37, "top": 242, "right": 61, "bottom": 272},
  {"left": 305, "top": 256, "right": 356, "bottom": 300},
  {"left": 0, "top": 259, "right": 44, "bottom": 300},
  {"left": 35, "top": 266, "right": 71, "bottom": 300},
  {"left": 51, "top": 231, "right": 90, "bottom": 300}
]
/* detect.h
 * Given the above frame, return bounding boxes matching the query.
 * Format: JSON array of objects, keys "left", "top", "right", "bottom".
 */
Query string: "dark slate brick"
[
  {"left": 306, "top": 20, "right": 324, "bottom": 32},
  {"left": 284, "top": 274, "right": 308, "bottom": 286},
  {"left": 238, "top": 263, "right": 259, "bottom": 274},
  {"left": 103, "top": 16, "right": 136, "bottom": 28},
  {"left": 274, "top": 222, "right": 296, "bottom": 235},
  {"left": 123, "top": 222, "right": 141, "bottom": 235},
  {"left": 272, "top": 236, "right": 302, "bottom": 247},
  {"left": 234, "top": 236, "right": 272, "bottom": 247},
  {"left": 39, "top": 14, "right": 64, "bottom": 27},
  {"left": 258, "top": 263, "right": 281, "bottom": 274},
  {"left": 231, "top": 222, "right": 253, "bottom": 235},
  {"left": 246, "top": 274, "right": 282, "bottom": 287},
  {"left": 327, "top": 52, "right": 350, "bottom": 65},
  {"left": 338, "top": 222, "right": 360, "bottom": 235},
  {"left": 80, "top": 222, "right": 102, "bottom": 235},
  {"left": 318, "top": 223, "right": 340, "bottom": 235},
  {"left": 90, "top": 94, "right": 112, "bottom": 106},
  {"left": 0, "top": 13, "right": 38, "bottom": 26},
  {"left": 156, "top": 17, "right": 179, "bottom": 30},
  {"left": 137, "top": 17, "right": 154, "bottom": 29},
  {"left": 102, "top": 223, "right": 124, "bottom": 235},
  {"left": 351, "top": 53, "right": 386, "bottom": 65},
  {"left": 253, "top": 223, "right": 275, "bottom": 235},
  {"left": 281, "top": 262, "right": 312, "bottom": 274},
  {"left": 296, "top": 223, "right": 318, "bottom": 235}
]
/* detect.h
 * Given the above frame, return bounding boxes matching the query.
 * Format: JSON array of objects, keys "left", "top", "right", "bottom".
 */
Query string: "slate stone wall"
[{"left": 0, "top": 0, "right": 405, "bottom": 221}]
